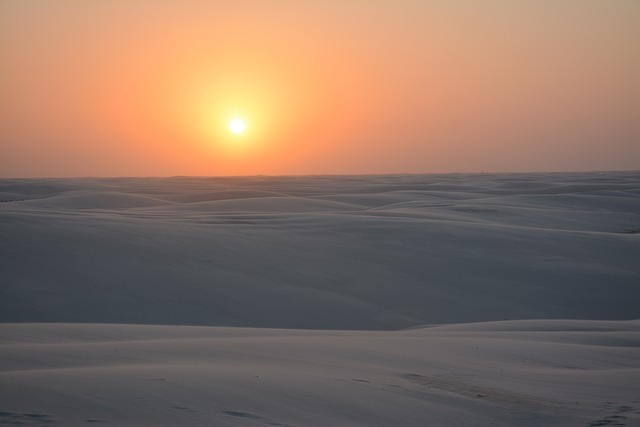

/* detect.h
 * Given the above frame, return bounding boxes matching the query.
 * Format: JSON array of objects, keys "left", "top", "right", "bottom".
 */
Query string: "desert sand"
[{"left": 1, "top": 171, "right": 639, "bottom": 426}]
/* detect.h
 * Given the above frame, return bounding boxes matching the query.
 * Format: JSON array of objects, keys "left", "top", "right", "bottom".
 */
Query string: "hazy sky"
[{"left": 1, "top": 0, "right": 638, "bottom": 177}]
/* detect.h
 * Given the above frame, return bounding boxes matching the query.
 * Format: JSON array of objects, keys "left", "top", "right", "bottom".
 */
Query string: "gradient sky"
[{"left": 1, "top": 0, "right": 638, "bottom": 177}]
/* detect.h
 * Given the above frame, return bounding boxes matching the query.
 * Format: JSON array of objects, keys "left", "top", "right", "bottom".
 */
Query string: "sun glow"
[
  {"left": 229, "top": 118, "right": 246, "bottom": 134},
  {"left": 167, "top": 47, "right": 335, "bottom": 171}
]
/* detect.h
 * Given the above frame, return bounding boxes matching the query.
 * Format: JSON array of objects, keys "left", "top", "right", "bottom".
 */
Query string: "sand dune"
[
  {"left": 18, "top": 191, "right": 172, "bottom": 210},
  {"left": 1, "top": 171, "right": 639, "bottom": 426},
  {"left": 1, "top": 171, "right": 638, "bottom": 329},
  {"left": 1, "top": 320, "right": 639, "bottom": 427}
]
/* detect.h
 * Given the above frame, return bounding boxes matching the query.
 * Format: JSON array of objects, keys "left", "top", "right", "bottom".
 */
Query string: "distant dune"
[
  {"left": 1, "top": 172, "right": 639, "bottom": 426},
  {"left": 1, "top": 171, "right": 639, "bottom": 329}
]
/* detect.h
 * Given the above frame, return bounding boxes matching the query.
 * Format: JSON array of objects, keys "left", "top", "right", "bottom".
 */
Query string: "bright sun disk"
[{"left": 229, "top": 118, "right": 246, "bottom": 134}]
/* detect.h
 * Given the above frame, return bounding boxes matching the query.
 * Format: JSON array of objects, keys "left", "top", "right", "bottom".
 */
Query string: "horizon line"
[{"left": 1, "top": 168, "right": 639, "bottom": 180}]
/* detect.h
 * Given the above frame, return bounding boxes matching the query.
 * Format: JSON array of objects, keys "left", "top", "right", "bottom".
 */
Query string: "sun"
[{"left": 229, "top": 118, "right": 246, "bottom": 134}]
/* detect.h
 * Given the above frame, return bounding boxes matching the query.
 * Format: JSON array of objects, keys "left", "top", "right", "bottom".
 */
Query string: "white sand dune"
[
  {"left": 18, "top": 190, "right": 173, "bottom": 210},
  {"left": 1, "top": 171, "right": 638, "bottom": 329},
  {"left": 1, "top": 320, "right": 639, "bottom": 427},
  {"left": 1, "top": 171, "right": 639, "bottom": 426}
]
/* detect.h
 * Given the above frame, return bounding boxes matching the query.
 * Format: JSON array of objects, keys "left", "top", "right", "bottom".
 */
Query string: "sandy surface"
[
  {"left": 1, "top": 320, "right": 639, "bottom": 427},
  {"left": 1, "top": 171, "right": 639, "bottom": 329},
  {"left": 1, "top": 171, "right": 639, "bottom": 426}
]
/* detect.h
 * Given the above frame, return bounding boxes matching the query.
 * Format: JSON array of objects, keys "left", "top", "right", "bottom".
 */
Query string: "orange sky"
[{"left": 1, "top": 0, "right": 638, "bottom": 177}]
